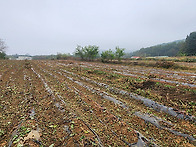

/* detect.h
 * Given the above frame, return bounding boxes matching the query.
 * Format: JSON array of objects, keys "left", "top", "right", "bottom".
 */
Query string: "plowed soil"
[{"left": 0, "top": 60, "right": 195, "bottom": 146}]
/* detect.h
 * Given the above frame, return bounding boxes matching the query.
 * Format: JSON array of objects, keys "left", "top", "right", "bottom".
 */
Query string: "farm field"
[{"left": 0, "top": 60, "right": 196, "bottom": 146}]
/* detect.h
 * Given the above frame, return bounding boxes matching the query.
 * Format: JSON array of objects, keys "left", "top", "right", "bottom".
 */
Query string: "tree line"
[
  {"left": 131, "top": 41, "right": 184, "bottom": 57},
  {"left": 1, "top": 32, "right": 195, "bottom": 60},
  {"left": 75, "top": 45, "right": 125, "bottom": 62},
  {"left": 101, "top": 47, "right": 125, "bottom": 62},
  {"left": 131, "top": 32, "right": 196, "bottom": 57}
]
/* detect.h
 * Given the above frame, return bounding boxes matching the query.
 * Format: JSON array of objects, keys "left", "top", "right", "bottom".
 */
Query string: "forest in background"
[
  {"left": 131, "top": 40, "right": 184, "bottom": 57},
  {"left": 131, "top": 32, "right": 196, "bottom": 57}
]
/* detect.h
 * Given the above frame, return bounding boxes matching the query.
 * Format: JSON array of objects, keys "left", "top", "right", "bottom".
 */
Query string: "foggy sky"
[{"left": 0, "top": 0, "right": 196, "bottom": 55}]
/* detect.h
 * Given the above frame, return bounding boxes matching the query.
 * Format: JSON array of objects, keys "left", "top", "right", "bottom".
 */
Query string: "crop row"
[{"left": 0, "top": 60, "right": 195, "bottom": 146}]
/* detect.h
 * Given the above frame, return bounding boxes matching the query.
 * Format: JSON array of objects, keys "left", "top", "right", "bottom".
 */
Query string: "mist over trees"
[
  {"left": 131, "top": 32, "right": 196, "bottom": 57},
  {"left": 0, "top": 39, "right": 7, "bottom": 59},
  {"left": 131, "top": 40, "right": 184, "bottom": 57}
]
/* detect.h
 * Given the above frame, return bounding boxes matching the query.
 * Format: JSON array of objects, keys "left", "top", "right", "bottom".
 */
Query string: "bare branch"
[{"left": 0, "top": 39, "right": 7, "bottom": 52}]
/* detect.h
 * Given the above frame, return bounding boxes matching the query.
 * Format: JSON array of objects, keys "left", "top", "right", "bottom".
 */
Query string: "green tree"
[
  {"left": 84, "top": 45, "right": 99, "bottom": 61},
  {"left": 101, "top": 49, "right": 115, "bottom": 62},
  {"left": 75, "top": 45, "right": 99, "bottom": 61},
  {"left": 75, "top": 45, "right": 85, "bottom": 60},
  {"left": 115, "top": 46, "right": 125, "bottom": 61},
  {"left": 181, "top": 32, "right": 196, "bottom": 56}
]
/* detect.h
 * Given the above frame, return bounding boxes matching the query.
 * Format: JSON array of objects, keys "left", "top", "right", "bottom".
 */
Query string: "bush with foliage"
[
  {"left": 75, "top": 45, "right": 99, "bottom": 61},
  {"left": 101, "top": 49, "right": 115, "bottom": 62},
  {"left": 56, "top": 53, "right": 69, "bottom": 60},
  {"left": 115, "top": 46, "right": 125, "bottom": 61},
  {"left": 101, "top": 46, "right": 125, "bottom": 62}
]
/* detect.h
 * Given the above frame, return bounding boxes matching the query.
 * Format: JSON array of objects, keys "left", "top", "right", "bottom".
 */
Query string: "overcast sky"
[{"left": 0, "top": 0, "right": 196, "bottom": 55}]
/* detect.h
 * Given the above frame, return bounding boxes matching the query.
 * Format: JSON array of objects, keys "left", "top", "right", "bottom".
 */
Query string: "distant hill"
[{"left": 131, "top": 39, "right": 185, "bottom": 57}]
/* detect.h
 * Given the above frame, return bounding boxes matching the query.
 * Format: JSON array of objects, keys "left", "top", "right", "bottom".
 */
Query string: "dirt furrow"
[
  {"left": 36, "top": 60, "right": 195, "bottom": 146},
  {"left": 56, "top": 61, "right": 196, "bottom": 85}
]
